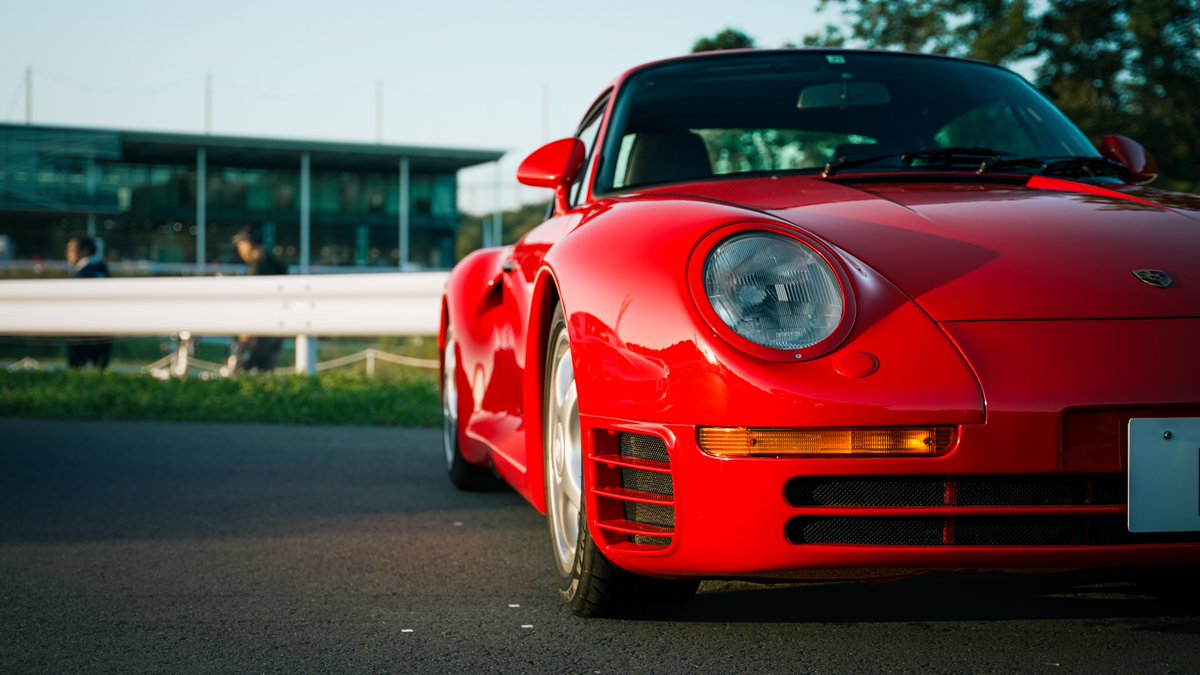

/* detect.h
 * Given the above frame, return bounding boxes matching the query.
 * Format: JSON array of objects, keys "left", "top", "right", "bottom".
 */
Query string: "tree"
[
  {"left": 806, "top": 0, "right": 1036, "bottom": 64},
  {"left": 692, "top": 28, "right": 757, "bottom": 53},
  {"left": 456, "top": 201, "right": 551, "bottom": 261},
  {"left": 808, "top": 0, "right": 1200, "bottom": 192}
]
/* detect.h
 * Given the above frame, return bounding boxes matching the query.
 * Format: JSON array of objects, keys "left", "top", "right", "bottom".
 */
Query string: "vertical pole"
[
  {"left": 398, "top": 157, "right": 410, "bottom": 270},
  {"left": 196, "top": 148, "right": 207, "bottom": 273},
  {"left": 300, "top": 152, "right": 311, "bottom": 272},
  {"left": 205, "top": 73, "right": 212, "bottom": 134},
  {"left": 172, "top": 332, "right": 192, "bottom": 378},
  {"left": 294, "top": 336, "right": 317, "bottom": 375},
  {"left": 86, "top": 155, "right": 97, "bottom": 238},
  {"left": 25, "top": 66, "right": 32, "bottom": 124},
  {"left": 366, "top": 349, "right": 376, "bottom": 378}
]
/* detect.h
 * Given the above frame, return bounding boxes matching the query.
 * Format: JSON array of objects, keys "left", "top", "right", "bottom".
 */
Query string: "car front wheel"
[{"left": 543, "top": 303, "right": 697, "bottom": 617}]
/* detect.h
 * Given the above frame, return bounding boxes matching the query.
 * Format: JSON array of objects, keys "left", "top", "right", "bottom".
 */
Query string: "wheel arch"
[
  {"left": 523, "top": 266, "right": 562, "bottom": 515},
  {"left": 441, "top": 246, "right": 511, "bottom": 469}
]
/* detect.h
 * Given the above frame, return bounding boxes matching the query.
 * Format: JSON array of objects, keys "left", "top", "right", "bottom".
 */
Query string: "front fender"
[{"left": 543, "top": 197, "right": 984, "bottom": 428}]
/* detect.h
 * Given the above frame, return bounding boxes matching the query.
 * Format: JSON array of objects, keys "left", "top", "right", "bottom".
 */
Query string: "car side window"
[{"left": 568, "top": 103, "right": 606, "bottom": 208}]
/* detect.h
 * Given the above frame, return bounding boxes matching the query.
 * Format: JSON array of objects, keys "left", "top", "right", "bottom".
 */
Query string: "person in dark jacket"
[
  {"left": 65, "top": 235, "right": 113, "bottom": 369},
  {"left": 231, "top": 225, "right": 287, "bottom": 372}
]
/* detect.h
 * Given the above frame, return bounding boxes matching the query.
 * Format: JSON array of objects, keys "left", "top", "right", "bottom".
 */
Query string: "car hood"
[{"left": 660, "top": 177, "right": 1200, "bottom": 322}]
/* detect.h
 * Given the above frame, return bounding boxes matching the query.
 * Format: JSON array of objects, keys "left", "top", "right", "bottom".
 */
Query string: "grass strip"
[{"left": 0, "top": 370, "right": 440, "bottom": 427}]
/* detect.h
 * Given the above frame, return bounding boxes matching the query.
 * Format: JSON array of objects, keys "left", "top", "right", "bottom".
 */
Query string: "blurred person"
[
  {"left": 65, "top": 235, "right": 114, "bottom": 369},
  {"left": 231, "top": 225, "right": 286, "bottom": 372}
]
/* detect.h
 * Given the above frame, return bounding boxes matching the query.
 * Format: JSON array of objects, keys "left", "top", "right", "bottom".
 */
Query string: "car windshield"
[{"left": 596, "top": 51, "right": 1101, "bottom": 192}]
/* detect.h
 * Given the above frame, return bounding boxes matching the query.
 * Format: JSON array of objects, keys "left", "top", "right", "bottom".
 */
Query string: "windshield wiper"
[
  {"left": 979, "top": 155, "right": 1128, "bottom": 179},
  {"left": 822, "top": 147, "right": 1012, "bottom": 177}
]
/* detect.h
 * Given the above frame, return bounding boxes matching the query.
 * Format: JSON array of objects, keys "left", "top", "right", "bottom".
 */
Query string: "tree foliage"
[
  {"left": 456, "top": 201, "right": 551, "bottom": 260},
  {"left": 692, "top": 28, "right": 757, "bottom": 52},
  {"left": 806, "top": 0, "right": 1200, "bottom": 192}
]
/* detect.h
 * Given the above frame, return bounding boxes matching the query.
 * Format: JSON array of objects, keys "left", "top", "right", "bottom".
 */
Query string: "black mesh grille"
[
  {"left": 621, "top": 467, "right": 674, "bottom": 496},
  {"left": 619, "top": 433, "right": 670, "bottom": 462},
  {"left": 787, "top": 516, "right": 1200, "bottom": 546},
  {"left": 785, "top": 475, "right": 1127, "bottom": 507},
  {"left": 958, "top": 478, "right": 1083, "bottom": 506},
  {"left": 955, "top": 518, "right": 1086, "bottom": 545},
  {"left": 787, "top": 517, "right": 944, "bottom": 545},
  {"left": 788, "top": 477, "right": 944, "bottom": 507},
  {"left": 1090, "top": 475, "right": 1126, "bottom": 505},
  {"left": 624, "top": 502, "right": 675, "bottom": 529},
  {"left": 615, "top": 433, "right": 674, "bottom": 545}
]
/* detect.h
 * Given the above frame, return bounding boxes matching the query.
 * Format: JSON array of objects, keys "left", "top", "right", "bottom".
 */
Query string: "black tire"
[
  {"left": 543, "top": 303, "right": 698, "bottom": 617},
  {"left": 443, "top": 325, "right": 501, "bottom": 491}
]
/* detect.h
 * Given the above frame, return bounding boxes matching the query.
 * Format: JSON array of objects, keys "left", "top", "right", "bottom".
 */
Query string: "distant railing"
[
  {"left": 0, "top": 260, "right": 439, "bottom": 279},
  {"left": 6, "top": 347, "right": 439, "bottom": 379},
  {"left": 0, "top": 272, "right": 447, "bottom": 374}
]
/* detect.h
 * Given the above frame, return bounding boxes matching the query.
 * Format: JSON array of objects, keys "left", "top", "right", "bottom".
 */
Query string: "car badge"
[{"left": 1132, "top": 269, "right": 1173, "bottom": 289}]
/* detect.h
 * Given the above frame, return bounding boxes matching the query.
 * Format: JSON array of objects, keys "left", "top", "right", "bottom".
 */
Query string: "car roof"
[{"left": 606, "top": 48, "right": 1008, "bottom": 92}]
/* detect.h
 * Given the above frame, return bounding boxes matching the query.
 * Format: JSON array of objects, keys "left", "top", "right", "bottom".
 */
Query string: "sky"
[{"left": 0, "top": 0, "right": 842, "bottom": 213}]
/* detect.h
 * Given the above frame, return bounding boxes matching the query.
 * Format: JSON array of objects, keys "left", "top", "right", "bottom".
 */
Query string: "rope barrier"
[{"left": 7, "top": 347, "right": 438, "bottom": 376}]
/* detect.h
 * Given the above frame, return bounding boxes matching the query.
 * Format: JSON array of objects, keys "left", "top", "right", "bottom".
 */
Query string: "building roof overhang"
[{"left": 0, "top": 122, "right": 505, "bottom": 172}]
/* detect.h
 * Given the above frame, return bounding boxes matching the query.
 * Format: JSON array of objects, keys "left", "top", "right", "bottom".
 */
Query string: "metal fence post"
[
  {"left": 294, "top": 335, "right": 317, "bottom": 375},
  {"left": 172, "top": 332, "right": 192, "bottom": 378}
]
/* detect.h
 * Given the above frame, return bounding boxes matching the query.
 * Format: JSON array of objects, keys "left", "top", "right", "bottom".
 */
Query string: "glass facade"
[{"left": 0, "top": 124, "right": 498, "bottom": 274}]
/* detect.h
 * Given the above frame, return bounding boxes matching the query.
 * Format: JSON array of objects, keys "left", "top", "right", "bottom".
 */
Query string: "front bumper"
[{"left": 582, "top": 414, "right": 1200, "bottom": 580}]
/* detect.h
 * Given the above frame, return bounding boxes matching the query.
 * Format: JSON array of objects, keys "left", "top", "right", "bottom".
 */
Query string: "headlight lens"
[{"left": 703, "top": 232, "right": 844, "bottom": 351}]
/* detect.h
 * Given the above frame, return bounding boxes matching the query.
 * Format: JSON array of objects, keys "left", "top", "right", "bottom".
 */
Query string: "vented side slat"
[
  {"left": 608, "top": 541, "right": 673, "bottom": 552},
  {"left": 591, "top": 486, "right": 675, "bottom": 507},
  {"left": 590, "top": 454, "right": 672, "bottom": 474},
  {"left": 595, "top": 519, "right": 675, "bottom": 537},
  {"left": 590, "top": 433, "right": 678, "bottom": 548}
]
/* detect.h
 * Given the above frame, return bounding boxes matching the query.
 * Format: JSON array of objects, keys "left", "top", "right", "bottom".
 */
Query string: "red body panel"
[
  {"left": 444, "top": 176, "right": 1200, "bottom": 577},
  {"left": 652, "top": 176, "right": 1200, "bottom": 321},
  {"left": 443, "top": 50, "right": 1200, "bottom": 580}
]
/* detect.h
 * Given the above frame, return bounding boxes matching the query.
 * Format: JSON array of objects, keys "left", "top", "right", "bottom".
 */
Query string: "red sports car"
[{"left": 440, "top": 49, "right": 1200, "bottom": 616}]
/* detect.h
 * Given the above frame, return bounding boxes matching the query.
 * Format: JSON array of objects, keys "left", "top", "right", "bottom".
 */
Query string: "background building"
[{"left": 0, "top": 123, "right": 502, "bottom": 274}]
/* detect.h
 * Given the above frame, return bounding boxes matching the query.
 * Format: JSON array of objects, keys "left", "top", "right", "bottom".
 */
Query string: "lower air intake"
[
  {"left": 618, "top": 433, "right": 675, "bottom": 545},
  {"left": 786, "top": 516, "right": 1200, "bottom": 546},
  {"left": 785, "top": 475, "right": 1127, "bottom": 507}
]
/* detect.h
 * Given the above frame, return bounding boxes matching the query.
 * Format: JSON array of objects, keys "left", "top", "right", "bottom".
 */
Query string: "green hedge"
[{"left": 0, "top": 370, "right": 440, "bottom": 427}]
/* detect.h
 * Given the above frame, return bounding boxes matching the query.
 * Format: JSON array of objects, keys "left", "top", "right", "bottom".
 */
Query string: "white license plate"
[{"left": 1128, "top": 418, "right": 1200, "bottom": 533}]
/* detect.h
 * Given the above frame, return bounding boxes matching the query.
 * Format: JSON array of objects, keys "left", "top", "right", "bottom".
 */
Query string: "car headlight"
[{"left": 702, "top": 231, "right": 846, "bottom": 352}]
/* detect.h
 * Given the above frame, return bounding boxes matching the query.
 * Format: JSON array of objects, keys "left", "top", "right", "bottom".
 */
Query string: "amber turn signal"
[{"left": 698, "top": 427, "right": 956, "bottom": 458}]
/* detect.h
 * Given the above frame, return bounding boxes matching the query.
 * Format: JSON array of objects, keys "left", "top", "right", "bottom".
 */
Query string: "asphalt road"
[{"left": 2, "top": 419, "right": 1198, "bottom": 674}]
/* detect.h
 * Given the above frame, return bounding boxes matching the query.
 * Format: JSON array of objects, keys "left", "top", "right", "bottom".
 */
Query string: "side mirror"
[
  {"left": 516, "top": 138, "right": 586, "bottom": 189},
  {"left": 517, "top": 138, "right": 587, "bottom": 214},
  {"left": 1098, "top": 135, "right": 1158, "bottom": 185}
]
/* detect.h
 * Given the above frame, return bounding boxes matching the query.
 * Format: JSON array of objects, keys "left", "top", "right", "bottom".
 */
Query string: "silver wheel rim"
[
  {"left": 546, "top": 327, "right": 582, "bottom": 575},
  {"left": 442, "top": 333, "right": 458, "bottom": 470}
]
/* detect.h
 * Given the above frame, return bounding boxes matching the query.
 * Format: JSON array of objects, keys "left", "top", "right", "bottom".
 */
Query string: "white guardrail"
[{"left": 0, "top": 272, "right": 447, "bottom": 374}]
